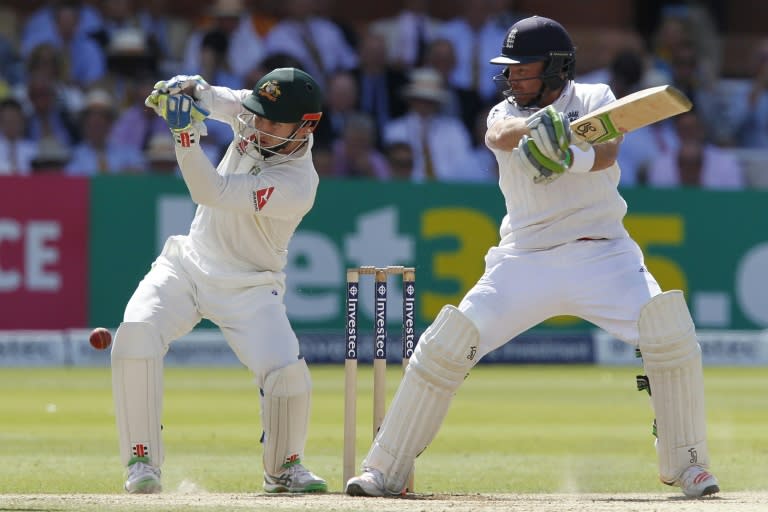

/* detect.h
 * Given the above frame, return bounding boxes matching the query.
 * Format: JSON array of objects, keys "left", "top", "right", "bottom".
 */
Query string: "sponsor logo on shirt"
[{"left": 252, "top": 186, "right": 275, "bottom": 211}]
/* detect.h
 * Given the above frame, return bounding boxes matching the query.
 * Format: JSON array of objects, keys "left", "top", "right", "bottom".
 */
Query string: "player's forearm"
[
  {"left": 175, "top": 146, "right": 228, "bottom": 205},
  {"left": 590, "top": 138, "right": 621, "bottom": 171},
  {"left": 485, "top": 117, "right": 529, "bottom": 151}
]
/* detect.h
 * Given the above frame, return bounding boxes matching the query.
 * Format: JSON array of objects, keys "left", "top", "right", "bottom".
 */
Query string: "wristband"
[{"left": 568, "top": 144, "right": 595, "bottom": 174}]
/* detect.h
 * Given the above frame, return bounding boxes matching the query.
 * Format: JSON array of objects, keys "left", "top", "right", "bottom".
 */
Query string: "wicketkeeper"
[
  {"left": 111, "top": 68, "right": 327, "bottom": 494},
  {"left": 346, "top": 15, "right": 719, "bottom": 499}
]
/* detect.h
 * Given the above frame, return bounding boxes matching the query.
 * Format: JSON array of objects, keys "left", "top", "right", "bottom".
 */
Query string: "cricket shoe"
[
  {"left": 345, "top": 467, "right": 390, "bottom": 497},
  {"left": 124, "top": 456, "right": 162, "bottom": 494},
  {"left": 677, "top": 465, "right": 720, "bottom": 498},
  {"left": 263, "top": 463, "right": 327, "bottom": 493}
]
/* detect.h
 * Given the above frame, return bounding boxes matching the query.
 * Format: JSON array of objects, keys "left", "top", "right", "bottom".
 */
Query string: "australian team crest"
[{"left": 258, "top": 80, "right": 281, "bottom": 102}]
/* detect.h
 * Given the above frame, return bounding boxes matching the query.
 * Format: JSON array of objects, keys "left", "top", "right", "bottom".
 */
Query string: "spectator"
[
  {"left": 332, "top": 113, "right": 390, "bottom": 179},
  {"left": 584, "top": 47, "right": 670, "bottom": 187},
  {"left": 578, "top": 47, "right": 648, "bottom": 96},
  {"left": 450, "top": 106, "right": 497, "bottom": 182},
  {"left": 66, "top": 89, "right": 145, "bottom": 175},
  {"left": 352, "top": 30, "right": 409, "bottom": 149},
  {"left": 731, "top": 37, "right": 768, "bottom": 149},
  {"left": 384, "top": 141, "right": 415, "bottom": 180},
  {"left": 313, "top": 71, "right": 360, "bottom": 149},
  {"left": 16, "top": 43, "right": 85, "bottom": 116},
  {"left": 30, "top": 136, "right": 72, "bottom": 173},
  {"left": 263, "top": 0, "right": 357, "bottom": 88},
  {"left": 108, "top": 72, "right": 168, "bottom": 154},
  {"left": 183, "top": 0, "right": 275, "bottom": 81},
  {"left": 0, "top": 31, "right": 22, "bottom": 88},
  {"left": 648, "top": 5, "right": 706, "bottom": 82},
  {"left": 436, "top": 0, "right": 508, "bottom": 103},
  {"left": 369, "top": 0, "right": 443, "bottom": 70},
  {"left": 144, "top": 132, "right": 179, "bottom": 175},
  {"left": 383, "top": 67, "right": 472, "bottom": 182},
  {"left": 100, "top": 27, "right": 159, "bottom": 106},
  {"left": 0, "top": 98, "right": 38, "bottom": 175},
  {"left": 20, "top": 73, "right": 78, "bottom": 148},
  {"left": 424, "top": 37, "right": 484, "bottom": 135},
  {"left": 21, "top": 0, "right": 103, "bottom": 56},
  {"left": 667, "top": 42, "right": 735, "bottom": 146},
  {"left": 21, "top": 1, "right": 107, "bottom": 87},
  {"left": 647, "top": 109, "right": 745, "bottom": 189},
  {"left": 93, "top": 0, "right": 172, "bottom": 62},
  {"left": 194, "top": 29, "right": 244, "bottom": 155},
  {"left": 311, "top": 143, "right": 335, "bottom": 177},
  {"left": 242, "top": 52, "right": 306, "bottom": 89}
]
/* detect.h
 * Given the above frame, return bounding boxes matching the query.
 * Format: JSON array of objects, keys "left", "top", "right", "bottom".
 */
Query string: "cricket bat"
[{"left": 570, "top": 85, "right": 692, "bottom": 144}]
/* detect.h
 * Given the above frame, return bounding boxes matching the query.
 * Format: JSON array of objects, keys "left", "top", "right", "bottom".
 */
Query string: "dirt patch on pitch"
[{"left": 1, "top": 492, "right": 766, "bottom": 511}]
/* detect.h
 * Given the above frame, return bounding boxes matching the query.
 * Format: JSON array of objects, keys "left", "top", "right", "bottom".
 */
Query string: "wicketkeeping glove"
[
  {"left": 525, "top": 105, "right": 571, "bottom": 161},
  {"left": 153, "top": 74, "right": 210, "bottom": 97},
  {"left": 145, "top": 92, "right": 210, "bottom": 148},
  {"left": 513, "top": 135, "right": 571, "bottom": 185}
]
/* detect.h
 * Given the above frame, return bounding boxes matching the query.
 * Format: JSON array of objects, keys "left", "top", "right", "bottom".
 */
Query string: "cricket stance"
[
  {"left": 111, "top": 68, "right": 327, "bottom": 494},
  {"left": 346, "top": 16, "right": 719, "bottom": 498}
]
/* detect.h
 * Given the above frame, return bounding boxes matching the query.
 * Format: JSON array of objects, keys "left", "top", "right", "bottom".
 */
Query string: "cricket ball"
[{"left": 89, "top": 327, "right": 112, "bottom": 350}]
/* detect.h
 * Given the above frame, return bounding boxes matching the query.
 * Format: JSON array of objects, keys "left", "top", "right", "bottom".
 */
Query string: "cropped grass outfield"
[{"left": 1, "top": 365, "right": 765, "bottom": 498}]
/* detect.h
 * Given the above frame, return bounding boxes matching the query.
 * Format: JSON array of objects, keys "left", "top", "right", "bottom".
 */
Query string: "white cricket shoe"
[
  {"left": 677, "top": 465, "right": 720, "bottom": 498},
  {"left": 124, "top": 457, "right": 162, "bottom": 494},
  {"left": 345, "top": 467, "right": 388, "bottom": 497},
  {"left": 263, "top": 463, "right": 327, "bottom": 493}
]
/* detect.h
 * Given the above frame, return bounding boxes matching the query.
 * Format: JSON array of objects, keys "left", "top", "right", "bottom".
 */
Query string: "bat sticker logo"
[{"left": 574, "top": 121, "right": 597, "bottom": 137}]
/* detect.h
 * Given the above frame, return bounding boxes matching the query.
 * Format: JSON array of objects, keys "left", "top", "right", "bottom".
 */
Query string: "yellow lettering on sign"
[
  {"left": 422, "top": 208, "right": 497, "bottom": 317},
  {"left": 624, "top": 214, "right": 687, "bottom": 292}
]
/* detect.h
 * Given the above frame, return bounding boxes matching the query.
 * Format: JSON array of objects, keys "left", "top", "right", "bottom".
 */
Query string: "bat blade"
[{"left": 570, "top": 85, "right": 692, "bottom": 144}]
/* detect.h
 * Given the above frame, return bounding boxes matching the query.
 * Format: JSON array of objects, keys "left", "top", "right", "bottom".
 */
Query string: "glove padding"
[
  {"left": 145, "top": 92, "right": 209, "bottom": 138},
  {"left": 513, "top": 135, "right": 572, "bottom": 185},
  {"left": 526, "top": 105, "right": 571, "bottom": 161},
  {"left": 153, "top": 74, "right": 209, "bottom": 97}
]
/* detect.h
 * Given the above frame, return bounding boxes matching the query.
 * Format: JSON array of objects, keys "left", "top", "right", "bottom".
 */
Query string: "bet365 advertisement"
[{"left": 1, "top": 176, "right": 767, "bottom": 332}]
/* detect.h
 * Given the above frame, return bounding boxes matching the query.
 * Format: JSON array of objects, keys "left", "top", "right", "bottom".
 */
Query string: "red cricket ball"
[{"left": 89, "top": 327, "right": 112, "bottom": 350}]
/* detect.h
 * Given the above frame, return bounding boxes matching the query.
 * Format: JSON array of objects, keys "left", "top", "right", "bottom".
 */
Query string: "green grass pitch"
[{"left": 0, "top": 364, "right": 765, "bottom": 495}]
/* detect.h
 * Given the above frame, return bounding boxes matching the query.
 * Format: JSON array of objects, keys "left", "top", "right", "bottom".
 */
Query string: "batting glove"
[
  {"left": 526, "top": 105, "right": 571, "bottom": 161},
  {"left": 513, "top": 135, "right": 571, "bottom": 185}
]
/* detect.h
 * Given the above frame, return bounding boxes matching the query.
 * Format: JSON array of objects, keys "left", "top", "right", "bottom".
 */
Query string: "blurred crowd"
[{"left": 0, "top": 0, "right": 766, "bottom": 188}]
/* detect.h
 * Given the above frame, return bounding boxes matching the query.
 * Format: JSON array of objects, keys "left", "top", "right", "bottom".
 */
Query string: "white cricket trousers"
[
  {"left": 459, "top": 236, "right": 663, "bottom": 359},
  {"left": 123, "top": 237, "right": 301, "bottom": 387}
]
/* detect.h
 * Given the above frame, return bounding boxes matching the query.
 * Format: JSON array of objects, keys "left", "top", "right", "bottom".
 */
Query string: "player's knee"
[
  {"left": 638, "top": 291, "right": 698, "bottom": 361},
  {"left": 262, "top": 358, "right": 311, "bottom": 397},
  {"left": 410, "top": 306, "right": 480, "bottom": 389},
  {"left": 111, "top": 321, "right": 165, "bottom": 360}
]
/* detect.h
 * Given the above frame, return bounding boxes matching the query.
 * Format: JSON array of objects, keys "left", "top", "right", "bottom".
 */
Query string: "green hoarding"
[{"left": 89, "top": 177, "right": 768, "bottom": 331}]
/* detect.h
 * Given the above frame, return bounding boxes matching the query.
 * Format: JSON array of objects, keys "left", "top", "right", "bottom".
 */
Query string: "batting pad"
[
  {"left": 111, "top": 322, "right": 166, "bottom": 467},
  {"left": 261, "top": 358, "right": 312, "bottom": 475},
  {"left": 638, "top": 291, "right": 709, "bottom": 484},
  {"left": 364, "top": 306, "right": 480, "bottom": 494}
]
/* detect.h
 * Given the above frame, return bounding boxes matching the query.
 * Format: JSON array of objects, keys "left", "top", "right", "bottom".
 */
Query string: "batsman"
[
  {"left": 111, "top": 68, "right": 327, "bottom": 494},
  {"left": 346, "top": 16, "right": 719, "bottom": 499}
]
